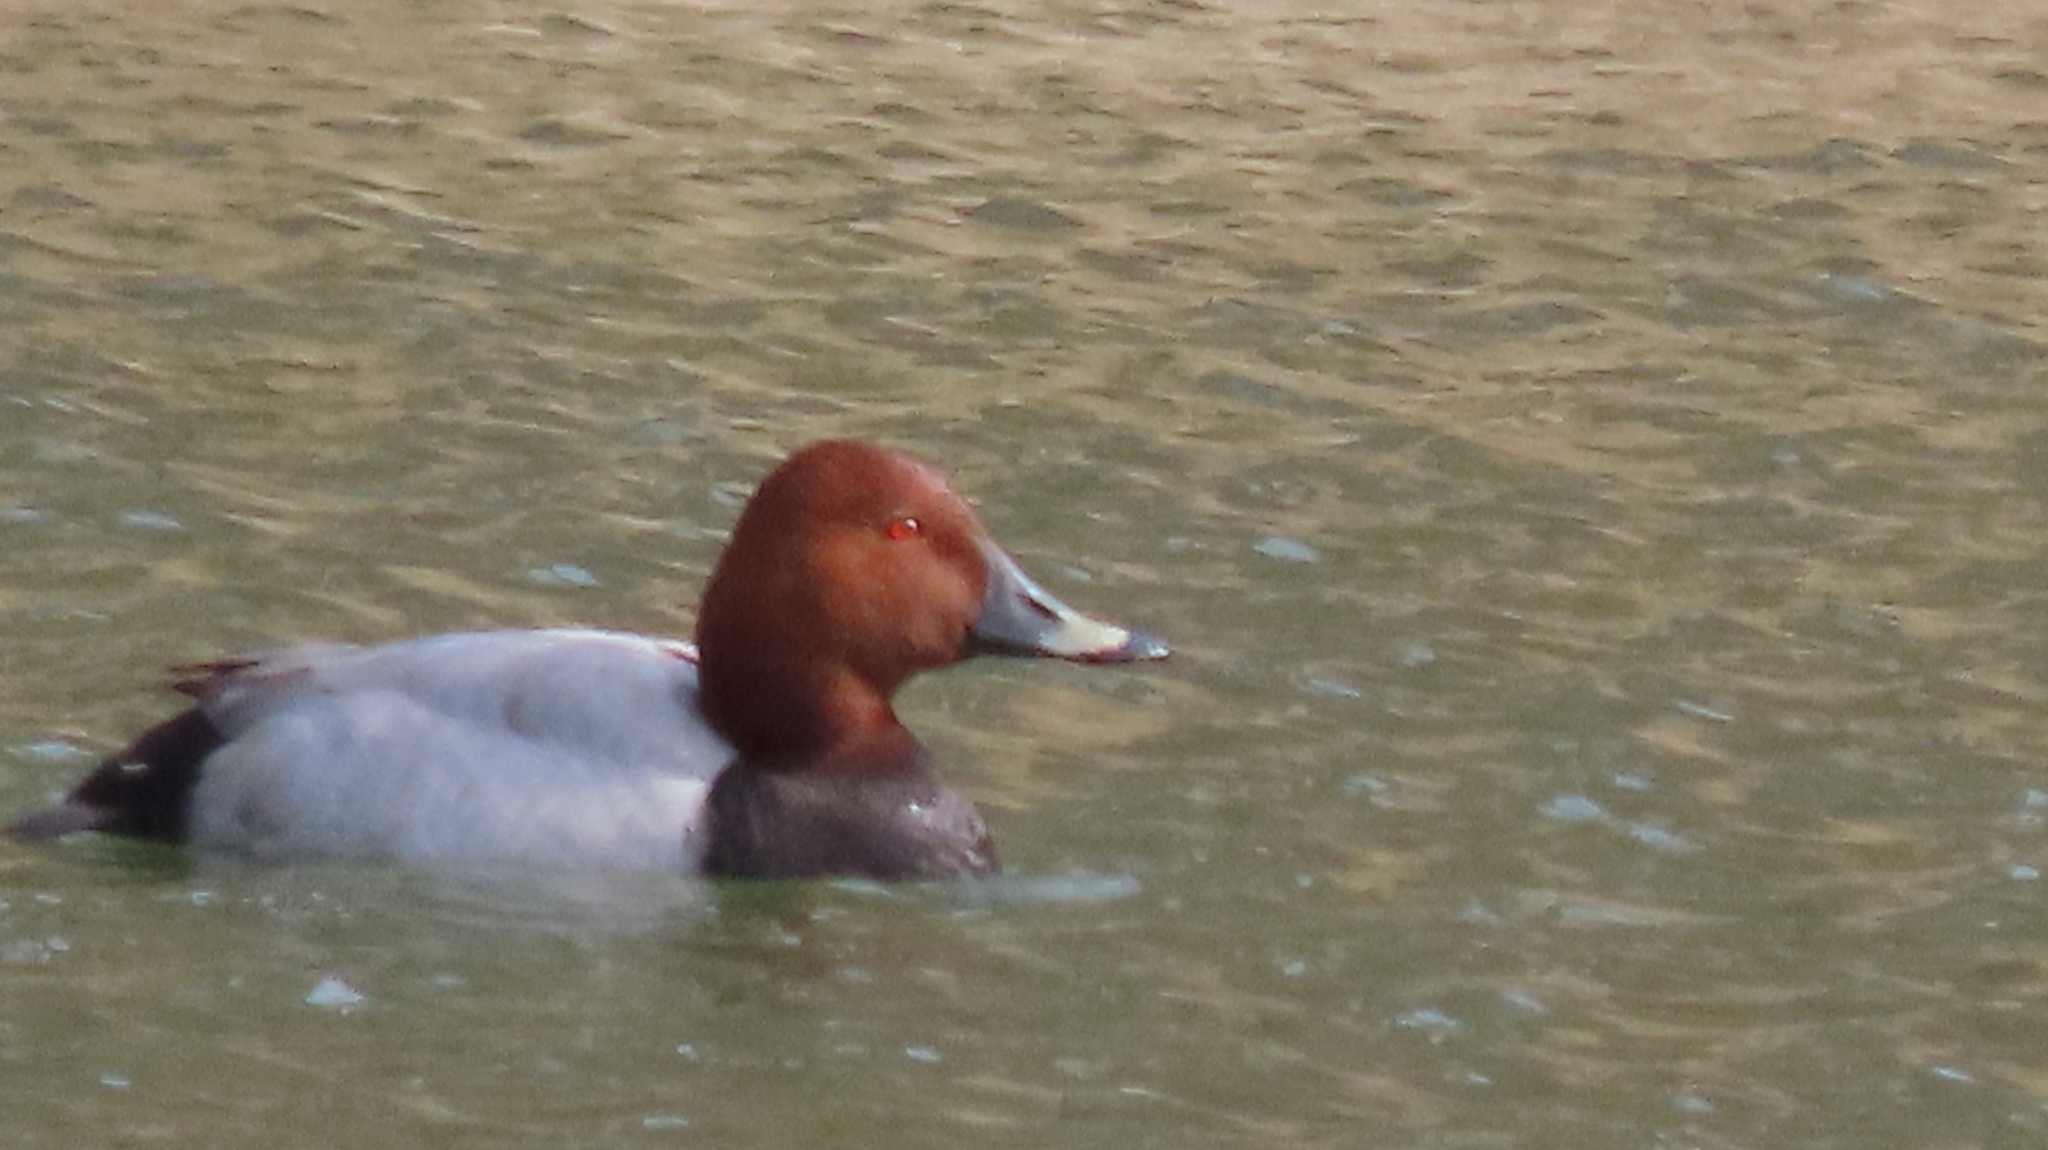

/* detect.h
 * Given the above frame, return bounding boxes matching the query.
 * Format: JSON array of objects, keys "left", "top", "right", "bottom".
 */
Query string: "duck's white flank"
[{"left": 184, "top": 630, "right": 734, "bottom": 870}]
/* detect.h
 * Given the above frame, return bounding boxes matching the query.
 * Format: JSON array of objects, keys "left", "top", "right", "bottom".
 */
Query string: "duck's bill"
[{"left": 969, "top": 541, "right": 1170, "bottom": 664}]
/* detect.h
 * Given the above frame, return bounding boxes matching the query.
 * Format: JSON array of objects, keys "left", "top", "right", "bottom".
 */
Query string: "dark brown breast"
[{"left": 700, "top": 757, "right": 997, "bottom": 880}]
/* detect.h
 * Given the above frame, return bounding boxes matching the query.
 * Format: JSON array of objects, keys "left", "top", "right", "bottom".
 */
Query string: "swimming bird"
[{"left": 7, "top": 440, "right": 1167, "bottom": 879}]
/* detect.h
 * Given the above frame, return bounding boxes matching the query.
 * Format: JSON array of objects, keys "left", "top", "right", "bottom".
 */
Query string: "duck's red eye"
[{"left": 884, "top": 516, "right": 922, "bottom": 542}]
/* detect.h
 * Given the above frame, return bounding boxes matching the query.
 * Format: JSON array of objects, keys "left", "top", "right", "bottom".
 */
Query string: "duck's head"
[{"left": 694, "top": 440, "right": 1167, "bottom": 765}]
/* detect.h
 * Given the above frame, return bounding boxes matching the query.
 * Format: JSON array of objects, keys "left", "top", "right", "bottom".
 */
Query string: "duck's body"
[
  {"left": 144, "top": 631, "right": 724, "bottom": 870},
  {"left": 9, "top": 441, "right": 1165, "bottom": 879}
]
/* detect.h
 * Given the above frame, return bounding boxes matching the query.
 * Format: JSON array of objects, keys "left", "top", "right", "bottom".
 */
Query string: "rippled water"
[{"left": 4, "top": 2, "right": 2048, "bottom": 1146}]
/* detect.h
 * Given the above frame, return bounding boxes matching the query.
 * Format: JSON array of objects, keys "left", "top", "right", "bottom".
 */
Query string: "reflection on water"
[{"left": 5, "top": 1, "right": 2048, "bottom": 1146}]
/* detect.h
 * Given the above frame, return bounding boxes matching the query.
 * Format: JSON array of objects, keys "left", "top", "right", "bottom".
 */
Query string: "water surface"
[{"left": 4, "top": 2, "right": 2047, "bottom": 1146}]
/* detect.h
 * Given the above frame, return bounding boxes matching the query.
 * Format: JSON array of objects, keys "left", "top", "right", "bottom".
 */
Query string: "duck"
[{"left": 6, "top": 439, "right": 1167, "bottom": 879}]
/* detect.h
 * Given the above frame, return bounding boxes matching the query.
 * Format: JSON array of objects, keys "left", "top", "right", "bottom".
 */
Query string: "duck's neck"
[{"left": 699, "top": 659, "right": 917, "bottom": 773}]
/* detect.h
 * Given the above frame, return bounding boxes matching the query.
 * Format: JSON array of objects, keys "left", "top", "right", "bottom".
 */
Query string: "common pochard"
[{"left": 7, "top": 440, "right": 1167, "bottom": 879}]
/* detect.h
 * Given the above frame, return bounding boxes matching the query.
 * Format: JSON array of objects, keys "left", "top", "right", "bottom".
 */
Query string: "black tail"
[{"left": 7, "top": 708, "right": 223, "bottom": 843}]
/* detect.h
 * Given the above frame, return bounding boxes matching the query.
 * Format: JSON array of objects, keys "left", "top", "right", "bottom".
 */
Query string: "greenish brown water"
[{"left": 4, "top": 2, "right": 2048, "bottom": 1146}]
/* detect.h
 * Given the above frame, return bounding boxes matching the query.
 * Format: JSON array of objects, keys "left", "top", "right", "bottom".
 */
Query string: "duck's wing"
[{"left": 184, "top": 630, "right": 722, "bottom": 763}]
